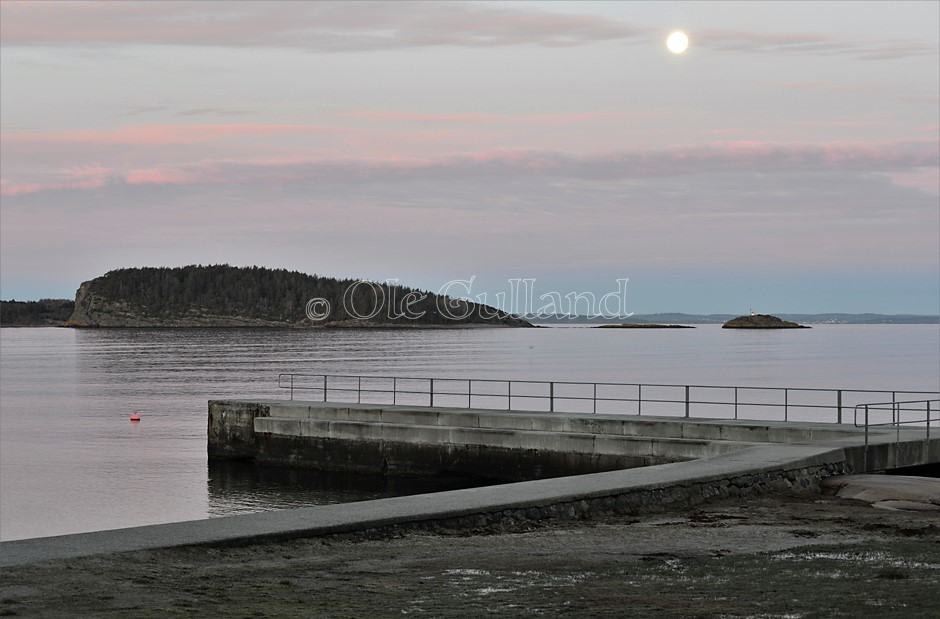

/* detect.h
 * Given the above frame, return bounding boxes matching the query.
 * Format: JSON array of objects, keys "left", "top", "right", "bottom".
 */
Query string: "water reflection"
[{"left": 206, "top": 460, "right": 494, "bottom": 517}]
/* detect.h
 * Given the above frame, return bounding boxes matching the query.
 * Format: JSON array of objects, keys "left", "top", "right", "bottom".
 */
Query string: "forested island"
[
  {"left": 41, "top": 265, "right": 531, "bottom": 328},
  {"left": 0, "top": 299, "right": 74, "bottom": 326}
]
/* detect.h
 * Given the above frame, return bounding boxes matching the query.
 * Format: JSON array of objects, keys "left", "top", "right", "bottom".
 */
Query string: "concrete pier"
[
  {"left": 1, "top": 441, "right": 850, "bottom": 567},
  {"left": 208, "top": 400, "right": 940, "bottom": 479},
  {"left": 3, "top": 400, "right": 935, "bottom": 566}
]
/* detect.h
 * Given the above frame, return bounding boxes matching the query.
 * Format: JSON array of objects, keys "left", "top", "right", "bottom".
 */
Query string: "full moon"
[{"left": 666, "top": 31, "right": 689, "bottom": 54}]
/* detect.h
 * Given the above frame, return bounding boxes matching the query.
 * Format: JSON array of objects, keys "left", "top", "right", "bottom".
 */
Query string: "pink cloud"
[
  {"left": 125, "top": 168, "right": 203, "bottom": 186},
  {"left": 0, "top": 164, "right": 113, "bottom": 196},
  {"left": 4, "top": 140, "right": 936, "bottom": 197},
  {"left": 58, "top": 164, "right": 112, "bottom": 189},
  {"left": 0, "top": 179, "right": 42, "bottom": 196}
]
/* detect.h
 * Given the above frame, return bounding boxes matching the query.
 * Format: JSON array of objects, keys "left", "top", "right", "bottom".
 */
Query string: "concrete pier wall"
[
  {"left": 209, "top": 400, "right": 746, "bottom": 480},
  {"left": 208, "top": 400, "right": 939, "bottom": 480},
  {"left": 208, "top": 400, "right": 271, "bottom": 460}
]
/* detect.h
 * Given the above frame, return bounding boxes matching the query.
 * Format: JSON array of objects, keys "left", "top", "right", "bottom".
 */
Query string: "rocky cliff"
[{"left": 64, "top": 280, "right": 297, "bottom": 327}]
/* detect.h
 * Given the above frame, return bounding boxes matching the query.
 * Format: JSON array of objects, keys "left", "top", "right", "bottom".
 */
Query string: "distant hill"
[
  {"left": 61, "top": 265, "right": 530, "bottom": 328},
  {"left": 774, "top": 313, "right": 939, "bottom": 325},
  {"left": 530, "top": 313, "right": 939, "bottom": 325},
  {"left": 0, "top": 299, "right": 74, "bottom": 326}
]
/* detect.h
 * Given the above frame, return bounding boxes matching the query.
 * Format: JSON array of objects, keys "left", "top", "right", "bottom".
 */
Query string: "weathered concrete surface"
[
  {"left": 0, "top": 442, "right": 844, "bottom": 567},
  {"left": 252, "top": 417, "right": 755, "bottom": 479},
  {"left": 207, "top": 401, "right": 271, "bottom": 460},
  {"left": 821, "top": 474, "right": 940, "bottom": 511},
  {"left": 209, "top": 400, "right": 939, "bottom": 479}
]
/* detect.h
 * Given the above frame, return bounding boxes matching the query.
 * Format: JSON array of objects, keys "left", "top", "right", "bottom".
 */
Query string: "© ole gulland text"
[{"left": 305, "top": 277, "right": 633, "bottom": 321}]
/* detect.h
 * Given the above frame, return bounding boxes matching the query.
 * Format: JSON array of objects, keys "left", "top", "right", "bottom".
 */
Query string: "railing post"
[
  {"left": 927, "top": 401, "right": 931, "bottom": 442},
  {"left": 895, "top": 402, "right": 900, "bottom": 468},
  {"left": 637, "top": 384, "right": 642, "bottom": 416},
  {"left": 684, "top": 385, "right": 690, "bottom": 418},
  {"left": 734, "top": 387, "right": 738, "bottom": 420},
  {"left": 323, "top": 375, "right": 328, "bottom": 402},
  {"left": 468, "top": 380, "right": 472, "bottom": 409},
  {"left": 507, "top": 380, "right": 512, "bottom": 411},
  {"left": 892, "top": 391, "right": 897, "bottom": 432},
  {"left": 864, "top": 404, "right": 869, "bottom": 472},
  {"left": 784, "top": 388, "right": 788, "bottom": 422},
  {"left": 357, "top": 376, "right": 361, "bottom": 404},
  {"left": 550, "top": 382, "right": 554, "bottom": 412},
  {"left": 927, "top": 400, "right": 931, "bottom": 442},
  {"left": 892, "top": 392, "right": 897, "bottom": 426},
  {"left": 290, "top": 374, "right": 294, "bottom": 401},
  {"left": 837, "top": 390, "right": 842, "bottom": 424},
  {"left": 430, "top": 378, "right": 435, "bottom": 407},
  {"left": 593, "top": 383, "right": 597, "bottom": 414},
  {"left": 393, "top": 377, "right": 397, "bottom": 405}
]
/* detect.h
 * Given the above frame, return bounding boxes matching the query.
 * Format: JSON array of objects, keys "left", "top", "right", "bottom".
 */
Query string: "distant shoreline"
[
  {"left": 2, "top": 296, "right": 938, "bottom": 328},
  {"left": 531, "top": 313, "right": 940, "bottom": 326},
  {"left": 3, "top": 321, "right": 939, "bottom": 329},
  {"left": 594, "top": 323, "right": 695, "bottom": 329},
  {"left": 0, "top": 322, "right": 529, "bottom": 330}
]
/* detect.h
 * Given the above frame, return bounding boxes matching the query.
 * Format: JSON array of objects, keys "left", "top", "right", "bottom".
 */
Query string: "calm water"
[{"left": 1, "top": 325, "right": 937, "bottom": 541}]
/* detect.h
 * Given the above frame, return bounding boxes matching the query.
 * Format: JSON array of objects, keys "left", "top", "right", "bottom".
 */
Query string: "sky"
[{"left": 1, "top": 0, "right": 938, "bottom": 314}]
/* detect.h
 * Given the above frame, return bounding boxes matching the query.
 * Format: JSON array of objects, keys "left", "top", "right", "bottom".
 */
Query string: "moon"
[{"left": 666, "top": 31, "right": 689, "bottom": 54}]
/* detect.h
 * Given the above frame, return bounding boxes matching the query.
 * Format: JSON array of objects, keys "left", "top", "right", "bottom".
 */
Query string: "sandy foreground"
[{"left": 1, "top": 491, "right": 938, "bottom": 618}]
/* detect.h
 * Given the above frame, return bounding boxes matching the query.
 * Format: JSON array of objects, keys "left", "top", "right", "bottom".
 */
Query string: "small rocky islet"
[{"left": 722, "top": 314, "right": 809, "bottom": 329}]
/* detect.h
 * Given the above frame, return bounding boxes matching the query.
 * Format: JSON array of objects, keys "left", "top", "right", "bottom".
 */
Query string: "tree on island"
[{"left": 64, "top": 265, "right": 530, "bottom": 327}]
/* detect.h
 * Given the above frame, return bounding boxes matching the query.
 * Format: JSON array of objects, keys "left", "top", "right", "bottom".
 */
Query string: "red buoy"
[{"left": 130, "top": 412, "right": 141, "bottom": 422}]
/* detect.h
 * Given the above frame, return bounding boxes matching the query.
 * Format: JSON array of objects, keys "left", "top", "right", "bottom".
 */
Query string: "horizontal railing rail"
[
  {"left": 277, "top": 372, "right": 939, "bottom": 425},
  {"left": 854, "top": 399, "right": 939, "bottom": 470}
]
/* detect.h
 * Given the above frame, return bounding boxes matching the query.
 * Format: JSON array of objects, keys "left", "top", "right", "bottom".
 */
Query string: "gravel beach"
[{"left": 2, "top": 492, "right": 938, "bottom": 618}]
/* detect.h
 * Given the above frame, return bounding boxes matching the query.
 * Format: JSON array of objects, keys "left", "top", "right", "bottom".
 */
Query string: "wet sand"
[{"left": 1, "top": 493, "right": 938, "bottom": 618}]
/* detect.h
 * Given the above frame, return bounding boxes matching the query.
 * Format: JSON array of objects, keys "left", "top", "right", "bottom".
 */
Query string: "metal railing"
[
  {"left": 854, "top": 399, "right": 939, "bottom": 470},
  {"left": 277, "top": 372, "right": 938, "bottom": 424}
]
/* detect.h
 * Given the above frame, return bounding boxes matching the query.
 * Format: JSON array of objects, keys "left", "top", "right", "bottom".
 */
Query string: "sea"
[{"left": 1, "top": 324, "right": 938, "bottom": 541}]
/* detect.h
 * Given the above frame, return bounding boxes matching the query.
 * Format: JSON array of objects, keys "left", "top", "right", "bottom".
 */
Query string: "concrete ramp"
[
  {"left": 4, "top": 402, "right": 935, "bottom": 567},
  {"left": 0, "top": 441, "right": 845, "bottom": 567}
]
